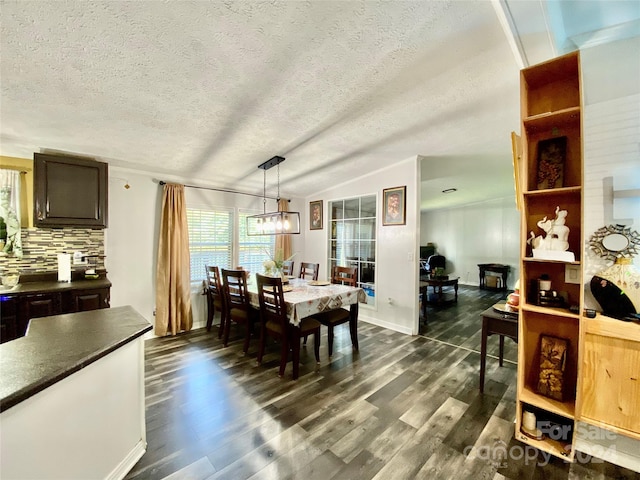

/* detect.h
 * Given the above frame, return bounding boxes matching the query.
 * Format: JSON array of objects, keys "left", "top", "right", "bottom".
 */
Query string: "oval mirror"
[{"left": 602, "top": 233, "right": 629, "bottom": 252}]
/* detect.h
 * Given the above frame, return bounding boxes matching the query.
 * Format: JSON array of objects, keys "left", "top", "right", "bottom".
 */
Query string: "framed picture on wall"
[
  {"left": 309, "top": 200, "right": 323, "bottom": 230},
  {"left": 382, "top": 186, "right": 406, "bottom": 226}
]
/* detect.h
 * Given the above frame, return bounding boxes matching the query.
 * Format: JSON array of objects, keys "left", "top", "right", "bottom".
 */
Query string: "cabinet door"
[
  {"left": 19, "top": 293, "right": 62, "bottom": 335},
  {"left": 70, "top": 288, "right": 111, "bottom": 312},
  {"left": 0, "top": 295, "right": 19, "bottom": 343},
  {"left": 34, "top": 153, "right": 108, "bottom": 228},
  {"left": 580, "top": 317, "right": 640, "bottom": 435}
]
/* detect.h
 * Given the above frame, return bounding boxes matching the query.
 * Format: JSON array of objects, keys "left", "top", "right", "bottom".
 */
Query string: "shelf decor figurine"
[{"left": 527, "top": 206, "right": 575, "bottom": 261}]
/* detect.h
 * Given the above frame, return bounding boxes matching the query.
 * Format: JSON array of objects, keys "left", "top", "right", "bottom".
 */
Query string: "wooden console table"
[{"left": 478, "top": 263, "right": 510, "bottom": 291}]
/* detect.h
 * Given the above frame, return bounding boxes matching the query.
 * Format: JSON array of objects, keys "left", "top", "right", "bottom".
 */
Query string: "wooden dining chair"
[
  {"left": 311, "top": 265, "right": 359, "bottom": 357},
  {"left": 221, "top": 268, "right": 258, "bottom": 354},
  {"left": 282, "top": 260, "right": 294, "bottom": 276},
  {"left": 299, "top": 262, "right": 320, "bottom": 281},
  {"left": 256, "top": 273, "right": 321, "bottom": 379},
  {"left": 205, "top": 265, "right": 226, "bottom": 338}
]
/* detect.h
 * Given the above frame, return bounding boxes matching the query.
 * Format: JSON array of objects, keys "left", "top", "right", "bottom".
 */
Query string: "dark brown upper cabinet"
[{"left": 34, "top": 153, "right": 108, "bottom": 228}]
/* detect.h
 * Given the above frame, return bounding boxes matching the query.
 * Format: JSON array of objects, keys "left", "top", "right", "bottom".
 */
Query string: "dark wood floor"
[{"left": 125, "top": 286, "right": 636, "bottom": 480}]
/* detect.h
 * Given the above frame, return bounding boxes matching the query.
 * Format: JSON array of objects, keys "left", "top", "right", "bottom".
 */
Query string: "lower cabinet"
[
  {"left": 579, "top": 314, "right": 640, "bottom": 437},
  {"left": 68, "top": 288, "right": 111, "bottom": 312},
  {"left": 0, "top": 295, "right": 18, "bottom": 344},
  {"left": 18, "top": 292, "right": 63, "bottom": 337},
  {"left": 0, "top": 284, "right": 111, "bottom": 343}
]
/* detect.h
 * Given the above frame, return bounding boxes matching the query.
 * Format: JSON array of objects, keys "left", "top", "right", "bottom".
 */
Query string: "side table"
[{"left": 479, "top": 305, "right": 518, "bottom": 393}]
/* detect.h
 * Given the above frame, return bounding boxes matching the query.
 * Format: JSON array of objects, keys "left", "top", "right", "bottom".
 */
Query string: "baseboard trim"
[
  {"left": 106, "top": 439, "right": 146, "bottom": 480},
  {"left": 360, "top": 316, "right": 413, "bottom": 335}
]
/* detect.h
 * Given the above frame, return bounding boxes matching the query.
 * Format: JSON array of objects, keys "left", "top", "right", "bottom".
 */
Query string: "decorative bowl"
[{"left": 1, "top": 274, "right": 19, "bottom": 287}]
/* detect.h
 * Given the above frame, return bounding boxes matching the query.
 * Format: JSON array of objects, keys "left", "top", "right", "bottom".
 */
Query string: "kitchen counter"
[
  {"left": 1, "top": 305, "right": 152, "bottom": 480},
  {"left": 0, "top": 275, "right": 111, "bottom": 295},
  {"left": 0, "top": 305, "right": 150, "bottom": 412}
]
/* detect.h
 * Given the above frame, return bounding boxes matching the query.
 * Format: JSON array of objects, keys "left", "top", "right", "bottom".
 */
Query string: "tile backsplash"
[{"left": 0, "top": 228, "right": 105, "bottom": 274}]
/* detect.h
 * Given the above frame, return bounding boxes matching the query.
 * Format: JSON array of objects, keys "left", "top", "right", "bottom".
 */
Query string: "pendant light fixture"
[{"left": 246, "top": 156, "right": 300, "bottom": 235}]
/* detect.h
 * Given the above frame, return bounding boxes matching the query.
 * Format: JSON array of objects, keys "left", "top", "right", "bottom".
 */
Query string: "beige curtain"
[
  {"left": 155, "top": 183, "right": 193, "bottom": 336},
  {"left": 276, "top": 198, "right": 292, "bottom": 259}
]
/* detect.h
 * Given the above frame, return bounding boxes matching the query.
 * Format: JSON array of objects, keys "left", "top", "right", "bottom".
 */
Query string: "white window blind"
[
  {"left": 238, "top": 211, "right": 275, "bottom": 274},
  {"left": 187, "top": 208, "right": 233, "bottom": 283}
]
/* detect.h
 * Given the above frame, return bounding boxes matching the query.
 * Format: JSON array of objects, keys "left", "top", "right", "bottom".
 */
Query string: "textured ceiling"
[{"left": 1, "top": 1, "right": 638, "bottom": 210}]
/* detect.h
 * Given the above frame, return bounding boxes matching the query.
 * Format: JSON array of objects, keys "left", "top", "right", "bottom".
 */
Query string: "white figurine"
[{"left": 528, "top": 206, "right": 575, "bottom": 261}]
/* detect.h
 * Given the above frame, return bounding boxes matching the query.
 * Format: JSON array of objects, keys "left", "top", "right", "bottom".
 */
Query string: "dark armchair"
[{"left": 426, "top": 254, "right": 446, "bottom": 276}]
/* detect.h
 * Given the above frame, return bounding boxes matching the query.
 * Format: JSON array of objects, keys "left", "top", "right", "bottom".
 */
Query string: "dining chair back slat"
[
  {"left": 205, "top": 265, "right": 226, "bottom": 338},
  {"left": 331, "top": 265, "right": 357, "bottom": 286},
  {"left": 221, "top": 268, "right": 256, "bottom": 353},
  {"left": 308, "top": 264, "right": 359, "bottom": 357},
  {"left": 282, "top": 260, "right": 295, "bottom": 276},
  {"left": 299, "top": 262, "right": 320, "bottom": 281},
  {"left": 256, "top": 273, "right": 321, "bottom": 379},
  {"left": 256, "top": 273, "right": 290, "bottom": 377}
]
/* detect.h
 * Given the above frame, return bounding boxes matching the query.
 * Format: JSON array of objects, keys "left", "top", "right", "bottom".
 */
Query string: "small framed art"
[
  {"left": 309, "top": 200, "right": 323, "bottom": 230},
  {"left": 382, "top": 186, "right": 406, "bottom": 226},
  {"left": 536, "top": 136, "right": 567, "bottom": 189}
]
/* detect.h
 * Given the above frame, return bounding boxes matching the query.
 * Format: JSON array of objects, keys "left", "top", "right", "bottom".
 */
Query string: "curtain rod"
[
  {"left": 158, "top": 180, "right": 289, "bottom": 202},
  {"left": 0, "top": 166, "right": 30, "bottom": 173}
]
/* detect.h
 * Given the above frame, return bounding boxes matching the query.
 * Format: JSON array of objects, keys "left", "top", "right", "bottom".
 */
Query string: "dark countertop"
[
  {"left": 0, "top": 305, "right": 152, "bottom": 413},
  {"left": 0, "top": 277, "right": 112, "bottom": 295}
]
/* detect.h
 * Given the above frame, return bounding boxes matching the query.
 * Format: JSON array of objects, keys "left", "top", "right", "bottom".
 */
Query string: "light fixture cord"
[
  {"left": 262, "top": 168, "right": 267, "bottom": 214},
  {"left": 277, "top": 163, "right": 281, "bottom": 201}
]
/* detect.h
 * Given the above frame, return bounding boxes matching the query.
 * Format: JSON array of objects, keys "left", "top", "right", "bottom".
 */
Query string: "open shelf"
[
  {"left": 515, "top": 427, "right": 573, "bottom": 460},
  {"left": 520, "top": 386, "right": 576, "bottom": 419},
  {"left": 523, "top": 186, "right": 582, "bottom": 197},
  {"left": 521, "top": 51, "right": 580, "bottom": 118},
  {"left": 524, "top": 106, "right": 581, "bottom": 133},
  {"left": 522, "top": 304, "right": 580, "bottom": 319},
  {"left": 520, "top": 261, "right": 581, "bottom": 308}
]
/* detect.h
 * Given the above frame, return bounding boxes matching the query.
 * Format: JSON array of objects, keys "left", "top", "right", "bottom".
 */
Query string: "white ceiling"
[{"left": 1, "top": 1, "right": 638, "bottom": 210}]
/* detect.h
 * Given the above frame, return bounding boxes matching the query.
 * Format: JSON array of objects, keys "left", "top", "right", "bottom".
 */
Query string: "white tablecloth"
[{"left": 248, "top": 277, "right": 366, "bottom": 326}]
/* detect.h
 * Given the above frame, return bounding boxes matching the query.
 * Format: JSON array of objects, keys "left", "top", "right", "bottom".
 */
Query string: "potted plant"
[{"left": 434, "top": 267, "right": 447, "bottom": 280}]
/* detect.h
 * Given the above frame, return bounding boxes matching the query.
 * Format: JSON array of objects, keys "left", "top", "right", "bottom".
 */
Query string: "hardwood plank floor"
[{"left": 125, "top": 286, "right": 636, "bottom": 480}]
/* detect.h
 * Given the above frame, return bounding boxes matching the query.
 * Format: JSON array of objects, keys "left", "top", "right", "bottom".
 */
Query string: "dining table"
[{"left": 246, "top": 275, "right": 367, "bottom": 327}]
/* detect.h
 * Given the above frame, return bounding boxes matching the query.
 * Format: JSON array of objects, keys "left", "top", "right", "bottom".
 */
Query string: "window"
[
  {"left": 238, "top": 210, "right": 274, "bottom": 274},
  {"left": 187, "top": 207, "right": 274, "bottom": 283},
  {"left": 187, "top": 208, "right": 233, "bottom": 283},
  {"left": 328, "top": 195, "right": 376, "bottom": 307}
]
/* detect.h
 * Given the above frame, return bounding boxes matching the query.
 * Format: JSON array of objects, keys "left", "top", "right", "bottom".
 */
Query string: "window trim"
[{"left": 327, "top": 194, "right": 377, "bottom": 309}]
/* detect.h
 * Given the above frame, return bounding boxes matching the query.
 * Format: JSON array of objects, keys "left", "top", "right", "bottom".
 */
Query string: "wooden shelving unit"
[{"left": 515, "top": 50, "right": 583, "bottom": 461}]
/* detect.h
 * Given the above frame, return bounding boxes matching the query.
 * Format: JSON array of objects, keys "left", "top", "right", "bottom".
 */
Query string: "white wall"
[
  {"left": 420, "top": 196, "right": 520, "bottom": 289},
  {"left": 304, "top": 157, "right": 420, "bottom": 335},
  {"left": 580, "top": 35, "right": 640, "bottom": 309},
  {"left": 105, "top": 168, "right": 304, "bottom": 331},
  {"left": 575, "top": 35, "right": 640, "bottom": 470}
]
